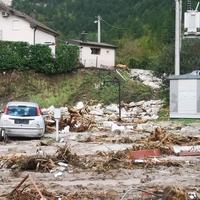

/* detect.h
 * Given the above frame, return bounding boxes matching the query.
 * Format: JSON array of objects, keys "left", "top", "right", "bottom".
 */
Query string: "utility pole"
[
  {"left": 94, "top": 15, "right": 101, "bottom": 43},
  {"left": 97, "top": 15, "right": 101, "bottom": 43},
  {"left": 180, "top": 0, "right": 182, "bottom": 50},
  {"left": 175, "top": 0, "right": 182, "bottom": 75}
]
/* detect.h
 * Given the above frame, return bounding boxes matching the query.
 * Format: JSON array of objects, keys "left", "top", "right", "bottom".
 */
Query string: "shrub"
[
  {"left": 129, "top": 57, "right": 152, "bottom": 70},
  {"left": 29, "top": 44, "right": 54, "bottom": 73},
  {"left": 56, "top": 44, "right": 79, "bottom": 73},
  {"left": 0, "top": 41, "right": 79, "bottom": 74},
  {"left": 0, "top": 41, "right": 29, "bottom": 70}
]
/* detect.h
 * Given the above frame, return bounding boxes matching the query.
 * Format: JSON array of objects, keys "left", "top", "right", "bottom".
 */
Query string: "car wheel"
[{"left": 1, "top": 129, "right": 8, "bottom": 142}]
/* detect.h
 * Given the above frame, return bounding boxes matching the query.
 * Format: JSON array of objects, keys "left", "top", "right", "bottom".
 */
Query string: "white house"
[
  {"left": 0, "top": 0, "right": 58, "bottom": 54},
  {"left": 69, "top": 39, "right": 117, "bottom": 69}
]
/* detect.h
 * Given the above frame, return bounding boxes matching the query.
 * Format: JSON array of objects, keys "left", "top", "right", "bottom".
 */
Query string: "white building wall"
[
  {"left": 0, "top": 11, "right": 56, "bottom": 54},
  {"left": 80, "top": 46, "right": 115, "bottom": 68},
  {"left": 0, "top": 0, "right": 12, "bottom": 6},
  {"left": 0, "top": 13, "right": 33, "bottom": 43},
  {"left": 35, "top": 29, "right": 56, "bottom": 55}
]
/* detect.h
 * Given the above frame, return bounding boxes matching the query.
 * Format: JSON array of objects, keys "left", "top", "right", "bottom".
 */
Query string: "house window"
[
  {"left": 91, "top": 48, "right": 100, "bottom": 55},
  {"left": 12, "top": 20, "right": 20, "bottom": 31}
]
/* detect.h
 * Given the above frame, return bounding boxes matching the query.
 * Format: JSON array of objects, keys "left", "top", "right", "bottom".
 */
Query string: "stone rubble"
[
  {"left": 43, "top": 100, "right": 163, "bottom": 133},
  {"left": 130, "top": 69, "right": 162, "bottom": 89}
]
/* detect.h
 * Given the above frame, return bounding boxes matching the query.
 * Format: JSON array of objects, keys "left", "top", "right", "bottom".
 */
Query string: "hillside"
[
  {"left": 12, "top": 0, "right": 173, "bottom": 41},
  {"left": 12, "top": 0, "right": 200, "bottom": 74},
  {"left": 0, "top": 69, "right": 156, "bottom": 108}
]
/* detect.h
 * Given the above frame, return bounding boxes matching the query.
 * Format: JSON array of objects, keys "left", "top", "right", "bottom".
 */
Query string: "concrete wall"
[{"left": 79, "top": 46, "right": 115, "bottom": 68}]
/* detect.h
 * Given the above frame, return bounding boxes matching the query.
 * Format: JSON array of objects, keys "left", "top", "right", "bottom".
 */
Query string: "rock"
[
  {"left": 89, "top": 108, "right": 104, "bottom": 116},
  {"left": 108, "top": 113, "right": 119, "bottom": 121},
  {"left": 104, "top": 104, "right": 119, "bottom": 113},
  {"left": 135, "top": 101, "right": 145, "bottom": 106},
  {"left": 111, "top": 123, "right": 125, "bottom": 133},
  {"left": 128, "top": 102, "right": 136, "bottom": 108},
  {"left": 75, "top": 101, "right": 85, "bottom": 110},
  {"left": 60, "top": 126, "right": 70, "bottom": 134},
  {"left": 133, "top": 118, "right": 148, "bottom": 124},
  {"left": 54, "top": 171, "right": 63, "bottom": 178},
  {"left": 102, "top": 121, "right": 114, "bottom": 129},
  {"left": 136, "top": 123, "right": 155, "bottom": 132},
  {"left": 44, "top": 99, "right": 163, "bottom": 133},
  {"left": 130, "top": 69, "right": 162, "bottom": 89},
  {"left": 121, "top": 108, "right": 130, "bottom": 118},
  {"left": 58, "top": 162, "right": 68, "bottom": 167}
]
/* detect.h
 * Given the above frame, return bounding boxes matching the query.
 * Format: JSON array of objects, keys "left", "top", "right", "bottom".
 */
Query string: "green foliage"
[
  {"left": 12, "top": 0, "right": 176, "bottom": 44},
  {"left": 11, "top": 0, "right": 200, "bottom": 73},
  {"left": 29, "top": 44, "right": 54, "bottom": 73},
  {"left": 0, "top": 41, "right": 79, "bottom": 74},
  {"left": 129, "top": 57, "right": 153, "bottom": 70},
  {"left": 180, "top": 39, "right": 200, "bottom": 74},
  {"left": 153, "top": 44, "right": 175, "bottom": 77},
  {"left": 154, "top": 39, "right": 200, "bottom": 78},
  {"left": 0, "top": 41, "right": 30, "bottom": 70},
  {"left": 56, "top": 44, "right": 79, "bottom": 73},
  {"left": 0, "top": 69, "right": 158, "bottom": 107}
]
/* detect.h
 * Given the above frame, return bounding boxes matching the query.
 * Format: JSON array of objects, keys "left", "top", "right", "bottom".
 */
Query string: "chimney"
[
  {"left": 30, "top": 10, "right": 37, "bottom": 19},
  {"left": 80, "top": 31, "right": 88, "bottom": 42},
  {"left": 0, "top": 0, "right": 12, "bottom": 6}
]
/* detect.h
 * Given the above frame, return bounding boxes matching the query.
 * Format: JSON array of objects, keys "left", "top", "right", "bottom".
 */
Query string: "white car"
[{"left": 0, "top": 101, "right": 45, "bottom": 139}]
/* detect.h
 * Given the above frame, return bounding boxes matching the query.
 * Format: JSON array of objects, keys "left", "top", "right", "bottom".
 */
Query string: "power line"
[{"left": 101, "top": 18, "right": 128, "bottom": 30}]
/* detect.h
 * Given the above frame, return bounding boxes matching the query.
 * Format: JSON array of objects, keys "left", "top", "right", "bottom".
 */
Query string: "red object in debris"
[
  {"left": 129, "top": 149, "right": 161, "bottom": 159},
  {"left": 178, "top": 151, "right": 200, "bottom": 156}
]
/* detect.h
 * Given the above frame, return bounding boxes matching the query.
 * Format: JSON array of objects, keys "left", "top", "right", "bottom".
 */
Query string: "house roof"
[
  {"left": 169, "top": 74, "right": 200, "bottom": 80},
  {"left": 0, "top": 3, "right": 59, "bottom": 36},
  {"left": 69, "top": 39, "right": 117, "bottom": 49}
]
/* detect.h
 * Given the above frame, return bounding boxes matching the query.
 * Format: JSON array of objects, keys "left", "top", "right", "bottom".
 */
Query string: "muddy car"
[{"left": 0, "top": 101, "right": 45, "bottom": 139}]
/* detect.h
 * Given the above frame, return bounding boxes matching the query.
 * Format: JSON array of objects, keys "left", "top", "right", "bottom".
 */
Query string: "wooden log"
[{"left": 9, "top": 174, "right": 29, "bottom": 196}]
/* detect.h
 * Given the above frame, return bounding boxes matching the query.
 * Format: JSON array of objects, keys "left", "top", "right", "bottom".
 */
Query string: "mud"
[{"left": 0, "top": 121, "right": 200, "bottom": 199}]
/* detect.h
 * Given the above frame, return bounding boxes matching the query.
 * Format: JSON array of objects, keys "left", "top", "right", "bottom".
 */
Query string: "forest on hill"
[{"left": 13, "top": 0, "right": 200, "bottom": 75}]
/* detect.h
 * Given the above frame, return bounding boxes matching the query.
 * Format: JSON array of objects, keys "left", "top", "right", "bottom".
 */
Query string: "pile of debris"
[
  {"left": 6, "top": 175, "right": 56, "bottom": 200},
  {"left": 127, "top": 126, "right": 200, "bottom": 166},
  {"left": 44, "top": 100, "right": 163, "bottom": 133},
  {"left": 130, "top": 69, "right": 162, "bottom": 89},
  {"left": 122, "top": 186, "right": 200, "bottom": 200},
  {"left": 6, "top": 173, "right": 118, "bottom": 200},
  {"left": 1, "top": 145, "right": 82, "bottom": 174},
  {"left": 0, "top": 143, "right": 184, "bottom": 176},
  {"left": 44, "top": 102, "right": 96, "bottom": 133}
]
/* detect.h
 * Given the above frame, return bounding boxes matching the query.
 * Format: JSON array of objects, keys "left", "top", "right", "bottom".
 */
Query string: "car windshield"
[{"left": 6, "top": 106, "right": 38, "bottom": 117}]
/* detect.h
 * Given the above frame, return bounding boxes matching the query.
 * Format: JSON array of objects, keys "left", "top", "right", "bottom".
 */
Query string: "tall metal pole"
[
  {"left": 118, "top": 80, "right": 121, "bottom": 121},
  {"left": 97, "top": 15, "right": 101, "bottom": 43},
  {"left": 180, "top": 0, "right": 182, "bottom": 50},
  {"left": 175, "top": 0, "right": 180, "bottom": 75}
]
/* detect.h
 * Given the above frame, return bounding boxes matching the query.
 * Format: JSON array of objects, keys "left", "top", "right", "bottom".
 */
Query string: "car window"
[{"left": 7, "top": 106, "right": 38, "bottom": 116}]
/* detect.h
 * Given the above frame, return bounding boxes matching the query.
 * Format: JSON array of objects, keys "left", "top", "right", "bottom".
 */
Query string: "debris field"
[{"left": 0, "top": 101, "right": 200, "bottom": 199}]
